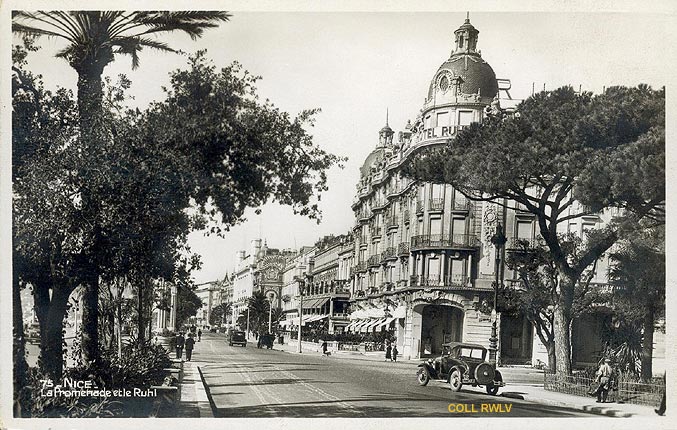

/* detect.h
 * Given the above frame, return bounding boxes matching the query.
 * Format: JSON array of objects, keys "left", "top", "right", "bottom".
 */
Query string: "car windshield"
[{"left": 458, "top": 347, "right": 485, "bottom": 359}]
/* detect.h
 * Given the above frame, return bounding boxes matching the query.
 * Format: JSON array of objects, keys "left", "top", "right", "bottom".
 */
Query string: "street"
[{"left": 191, "top": 333, "right": 596, "bottom": 418}]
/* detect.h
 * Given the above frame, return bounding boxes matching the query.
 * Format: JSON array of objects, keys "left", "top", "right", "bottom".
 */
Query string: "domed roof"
[
  {"left": 360, "top": 147, "right": 385, "bottom": 178},
  {"left": 427, "top": 17, "right": 498, "bottom": 100},
  {"left": 427, "top": 55, "right": 498, "bottom": 100}
]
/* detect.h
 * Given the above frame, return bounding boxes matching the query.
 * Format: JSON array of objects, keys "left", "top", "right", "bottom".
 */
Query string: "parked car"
[
  {"left": 416, "top": 342, "right": 505, "bottom": 395},
  {"left": 228, "top": 330, "right": 247, "bottom": 347},
  {"left": 257, "top": 333, "right": 274, "bottom": 349}
]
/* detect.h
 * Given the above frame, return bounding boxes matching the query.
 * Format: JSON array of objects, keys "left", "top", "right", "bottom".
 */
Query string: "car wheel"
[
  {"left": 449, "top": 369, "right": 462, "bottom": 392},
  {"left": 417, "top": 367, "right": 431, "bottom": 386},
  {"left": 486, "top": 383, "right": 499, "bottom": 395}
]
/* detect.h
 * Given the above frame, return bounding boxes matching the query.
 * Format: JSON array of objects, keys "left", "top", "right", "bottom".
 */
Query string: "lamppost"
[
  {"left": 246, "top": 306, "right": 250, "bottom": 340},
  {"left": 268, "top": 294, "right": 274, "bottom": 334},
  {"left": 489, "top": 222, "right": 507, "bottom": 364},
  {"left": 296, "top": 277, "right": 305, "bottom": 353}
]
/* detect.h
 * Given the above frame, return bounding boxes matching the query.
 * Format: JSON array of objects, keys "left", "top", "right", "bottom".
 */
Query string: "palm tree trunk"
[
  {"left": 13, "top": 269, "right": 29, "bottom": 417},
  {"left": 42, "top": 287, "right": 71, "bottom": 380},
  {"left": 641, "top": 306, "right": 655, "bottom": 381},
  {"left": 77, "top": 65, "right": 105, "bottom": 365}
]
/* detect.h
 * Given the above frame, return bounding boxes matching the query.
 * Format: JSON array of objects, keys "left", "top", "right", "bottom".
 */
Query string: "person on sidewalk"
[
  {"left": 595, "top": 358, "right": 613, "bottom": 403},
  {"left": 175, "top": 332, "right": 185, "bottom": 360},
  {"left": 185, "top": 333, "right": 195, "bottom": 361},
  {"left": 392, "top": 345, "right": 398, "bottom": 362},
  {"left": 321, "top": 340, "right": 329, "bottom": 356},
  {"left": 385, "top": 343, "right": 392, "bottom": 361},
  {"left": 197, "top": 329, "right": 202, "bottom": 342}
]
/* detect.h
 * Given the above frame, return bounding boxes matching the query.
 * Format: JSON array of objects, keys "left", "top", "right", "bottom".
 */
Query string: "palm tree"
[{"left": 12, "top": 10, "right": 230, "bottom": 364}]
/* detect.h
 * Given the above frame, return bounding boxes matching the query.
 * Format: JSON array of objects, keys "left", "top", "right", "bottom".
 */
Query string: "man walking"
[
  {"left": 198, "top": 329, "right": 202, "bottom": 342},
  {"left": 185, "top": 333, "right": 196, "bottom": 361},
  {"left": 175, "top": 332, "right": 185, "bottom": 360},
  {"left": 595, "top": 358, "right": 613, "bottom": 403},
  {"left": 392, "top": 345, "right": 398, "bottom": 362}
]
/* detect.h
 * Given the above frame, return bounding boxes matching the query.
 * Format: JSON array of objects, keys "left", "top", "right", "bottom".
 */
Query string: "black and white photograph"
[{"left": 1, "top": 1, "right": 673, "bottom": 427}]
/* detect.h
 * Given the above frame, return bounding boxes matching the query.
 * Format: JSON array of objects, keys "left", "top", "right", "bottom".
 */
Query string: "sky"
[{"left": 13, "top": 11, "right": 674, "bottom": 285}]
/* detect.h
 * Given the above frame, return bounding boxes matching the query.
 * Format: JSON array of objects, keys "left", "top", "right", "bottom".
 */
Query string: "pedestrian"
[
  {"left": 175, "top": 332, "right": 185, "bottom": 360},
  {"left": 185, "top": 333, "right": 195, "bottom": 361},
  {"left": 595, "top": 358, "right": 613, "bottom": 403},
  {"left": 392, "top": 345, "right": 398, "bottom": 362},
  {"left": 198, "top": 329, "right": 202, "bottom": 342},
  {"left": 385, "top": 343, "right": 392, "bottom": 361},
  {"left": 321, "top": 340, "right": 329, "bottom": 356}
]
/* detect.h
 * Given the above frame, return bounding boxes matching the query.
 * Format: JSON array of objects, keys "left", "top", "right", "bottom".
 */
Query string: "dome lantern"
[
  {"left": 453, "top": 13, "right": 480, "bottom": 56},
  {"left": 378, "top": 108, "right": 394, "bottom": 147}
]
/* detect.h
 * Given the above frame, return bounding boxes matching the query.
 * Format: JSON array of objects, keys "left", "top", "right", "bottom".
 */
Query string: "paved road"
[{"left": 192, "top": 333, "right": 596, "bottom": 418}]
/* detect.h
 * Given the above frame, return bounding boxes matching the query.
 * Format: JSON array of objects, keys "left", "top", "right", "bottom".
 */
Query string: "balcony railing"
[
  {"left": 357, "top": 210, "right": 372, "bottom": 221},
  {"left": 372, "top": 199, "right": 387, "bottom": 211},
  {"left": 429, "top": 198, "right": 444, "bottom": 212},
  {"left": 381, "top": 247, "right": 397, "bottom": 261},
  {"left": 367, "top": 255, "right": 380, "bottom": 267},
  {"left": 354, "top": 261, "right": 368, "bottom": 273},
  {"left": 410, "top": 234, "right": 480, "bottom": 250},
  {"left": 397, "top": 242, "right": 410, "bottom": 256},
  {"left": 410, "top": 274, "right": 471, "bottom": 288},
  {"left": 451, "top": 200, "right": 474, "bottom": 212},
  {"left": 506, "top": 237, "right": 546, "bottom": 251},
  {"left": 386, "top": 215, "right": 399, "bottom": 229}
]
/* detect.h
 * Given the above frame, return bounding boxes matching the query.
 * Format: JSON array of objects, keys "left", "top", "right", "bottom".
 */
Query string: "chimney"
[{"left": 237, "top": 251, "right": 246, "bottom": 263}]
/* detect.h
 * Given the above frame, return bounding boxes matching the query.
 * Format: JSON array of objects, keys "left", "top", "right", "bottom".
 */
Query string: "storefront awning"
[
  {"left": 376, "top": 317, "right": 395, "bottom": 331},
  {"left": 360, "top": 319, "right": 379, "bottom": 333},
  {"left": 351, "top": 319, "right": 369, "bottom": 332},
  {"left": 305, "top": 314, "right": 328, "bottom": 322},
  {"left": 392, "top": 305, "right": 406, "bottom": 319}
]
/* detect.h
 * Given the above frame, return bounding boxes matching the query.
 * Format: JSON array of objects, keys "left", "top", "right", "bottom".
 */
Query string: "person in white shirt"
[{"left": 595, "top": 358, "right": 613, "bottom": 403}]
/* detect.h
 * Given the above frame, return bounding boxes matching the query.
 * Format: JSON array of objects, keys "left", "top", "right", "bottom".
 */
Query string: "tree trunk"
[
  {"left": 13, "top": 270, "right": 29, "bottom": 417},
  {"left": 80, "top": 271, "right": 100, "bottom": 365},
  {"left": 546, "top": 342, "right": 556, "bottom": 372},
  {"left": 138, "top": 281, "right": 145, "bottom": 345},
  {"left": 640, "top": 307, "right": 655, "bottom": 381},
  {"left": 553, "top": 304, "right": 572, "bottom": 375},
  {"left": 41, "top": 288, "right": 71, "bottom": 380}
]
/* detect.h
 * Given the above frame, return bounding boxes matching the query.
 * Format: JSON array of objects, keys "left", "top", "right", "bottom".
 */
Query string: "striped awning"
[{"left": 377, "top": 317, "right": 395, "bottom": 331}]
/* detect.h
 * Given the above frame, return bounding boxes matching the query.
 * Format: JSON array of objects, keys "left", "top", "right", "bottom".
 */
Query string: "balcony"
[
  {"left": 410, "top": 274, "right": 472, "bottom": 289},
  {"left": 359, "top": 235, "right": 369, "bottom": 246},
  {"left": 506, "top": 237, "right": 546, "bottom": 251},
  {"left": 331, "top": 313, "right": 350, "bottom": 320},
  {"left": 354, "top": 261, "right": 368, "bottom": 273},
  {"left": 403, "top": 209, "right": 410, "bottom": 223},
  {"left": 451, "top": 200, "right": 474, "bottom": 212},
  {"left": 372, "top": 199, "right": 387, "bottom": 211},
  {"left": 410, "top": 234, "right": 480, "bottom": 251},
  {"left": 386, "top": 215, "right": 399, "bottom": 229},
  {"left": 416, "top": 200, "right": 424, "bottom": 214},
  {"left": 367, "top": 255, "right": 380, "bottom": 268},
  {"left": 370, "top": 226, "right": 382, "bottom": 238},
  {"left": 381, "top": 247, "right": 397, "bottom": 262},
  {"left": 357, "top": 210, "right": 372, "bottom": 222},
  {"left": 397, "top": 242, "right": 410, "bottom": 256},
  {"left": 429, "top": 198, "right": 444, "bottom": 212}
]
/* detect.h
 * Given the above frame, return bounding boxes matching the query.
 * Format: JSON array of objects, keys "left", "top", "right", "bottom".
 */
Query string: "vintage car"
[
  {"left": 257, "top": 333, "right": 274, "bottom": 349},
  {"left": 228, "top": 330, "right": 247, "bottom": 347},
  {"left": 416, "top": 342, "right": 505, "bottom": 395}
]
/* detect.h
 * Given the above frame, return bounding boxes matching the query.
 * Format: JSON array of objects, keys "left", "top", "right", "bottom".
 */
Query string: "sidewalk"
[
  {"left": 176, "top": 360, "right": 214, "bottom": 418},
  {"left": 273, "top": 341, "right": 660, "bottom": 418}
]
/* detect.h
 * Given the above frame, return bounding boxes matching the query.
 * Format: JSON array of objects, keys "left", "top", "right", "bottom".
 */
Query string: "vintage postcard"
[{"left": 1, "top": 1, "right": 674, "bottom": 429}]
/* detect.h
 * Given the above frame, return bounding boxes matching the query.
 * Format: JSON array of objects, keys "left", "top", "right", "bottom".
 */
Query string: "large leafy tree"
[
  {"left": 14, "top": 46, "right": 344, "bottom": 383},
  {"left": 12, "top": 10, "right": 231, "bottom": 364},
  {"left": 501, "top": 235, "right": 608, "bottom": 371},
  {"left": 408, "top": 86, "right": 664, "bottom": 375},
  {"left": 609, "top": 226, "right": 664, "bottom": 380}
]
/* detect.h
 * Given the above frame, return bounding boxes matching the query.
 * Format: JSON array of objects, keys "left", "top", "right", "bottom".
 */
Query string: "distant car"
[
  {"left": 416, "top": 342, "right": 505, "bottom": 395},
  {"left": 228, "top": 330, "right": 247, "bottom": 347},
  {"left": 25, "top": 322, "right": 40, "bottom": 341}
]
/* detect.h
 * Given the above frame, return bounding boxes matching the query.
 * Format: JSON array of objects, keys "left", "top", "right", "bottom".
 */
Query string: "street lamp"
[
  {"left": 489, "top": 222, "right": 507, "bottom": 364},
  {"left": 268, "top": 294, "right": 274, "bottom": 334},
  {"left": 296, "top": 277, "right": 305, "bottom": 354}
]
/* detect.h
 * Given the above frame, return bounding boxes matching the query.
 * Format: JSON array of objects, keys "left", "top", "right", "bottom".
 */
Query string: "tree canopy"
[{"left": 407, "top": 85, "right": 664, "bottom": 375}]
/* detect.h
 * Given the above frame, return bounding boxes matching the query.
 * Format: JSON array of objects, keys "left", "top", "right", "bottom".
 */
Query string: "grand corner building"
[{"left": 345, "top": 16, "right": 652, "bottom": 367}]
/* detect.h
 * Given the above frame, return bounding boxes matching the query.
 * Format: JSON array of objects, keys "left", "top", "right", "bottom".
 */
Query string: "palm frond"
[{"left": 12, "top": 22, "right": 72, "bottom": 41}]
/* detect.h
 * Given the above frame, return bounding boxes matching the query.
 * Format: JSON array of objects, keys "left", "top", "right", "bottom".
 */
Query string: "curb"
[
  {"left": 196, "top": 365, "right": 217, "bottom": 418},
  {"left": 500, "top": 391, "right": 640, "bottom": 417}
]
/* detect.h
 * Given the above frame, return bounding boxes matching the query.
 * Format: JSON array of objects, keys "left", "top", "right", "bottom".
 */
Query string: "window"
[
  {"left": 436, "top": 111, "right": 450, "bottom": 126},
  {"left": 459, "top": 35, "right": 464, "bottom": 48},
  {"left": 425, "top": 115, "right": 431, "bottom": 129},
  {"left": 459, "top": 348, "right": 485, "bottom": 360},
  {"left": 429, "top": 217, "right": 442, "bottom": 235},
  {"left": 516, "top": 220, "right": 533, "bottom": 240},
  {"left": 458, "top": 110, "right": 473, "bottom": 126},
  {"left": 451, "top": 217, "right": 466, "bottom": 236}
]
